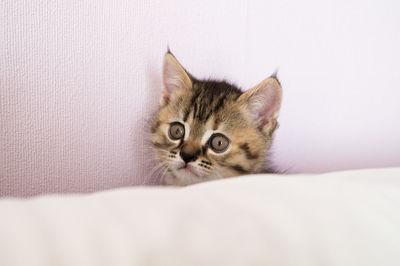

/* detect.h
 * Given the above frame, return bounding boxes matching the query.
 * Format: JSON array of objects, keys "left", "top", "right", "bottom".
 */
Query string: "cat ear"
[
  {"left": 239, "top": 76, "right": 282, "bottom": 129},
  {"left": 161, "top": 52, "right": 192, "bottom": 106}
]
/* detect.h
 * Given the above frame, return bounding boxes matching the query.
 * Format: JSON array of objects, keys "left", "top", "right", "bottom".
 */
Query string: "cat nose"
[{"left": 180, "top": 150, "right": 197, "bottom": 164}]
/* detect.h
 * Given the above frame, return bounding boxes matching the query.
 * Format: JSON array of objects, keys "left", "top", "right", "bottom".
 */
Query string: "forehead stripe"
[
  {"left": 183, "top": 107, "right": 190, "bottom": 122},
  {"left": 193, "top": 102, "right": 198, "bottom": 119},
  {"left": 213, "top": 95, "right": 227, "bottom": 114}
]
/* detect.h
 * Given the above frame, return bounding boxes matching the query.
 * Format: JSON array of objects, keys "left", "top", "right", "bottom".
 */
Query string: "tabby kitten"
[{"left": 151, "top": 52, "right": 282, "bottom": 186}]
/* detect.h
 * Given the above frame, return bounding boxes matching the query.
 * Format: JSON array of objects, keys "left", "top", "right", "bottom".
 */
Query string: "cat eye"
[
  {"left": 169, "top": 122, "right": 185, "bottom": 140},
  {"left": 209, "top": 133, "right": 230, "bottom": 153}
]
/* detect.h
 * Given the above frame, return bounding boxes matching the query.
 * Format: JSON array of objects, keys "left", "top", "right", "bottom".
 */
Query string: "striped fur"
[{"left": 151, "top": 52, "right": 282, "bottom": 186}]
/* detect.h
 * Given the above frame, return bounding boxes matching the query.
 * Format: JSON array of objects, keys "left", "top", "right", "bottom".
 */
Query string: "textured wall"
[{"left": 1, "top": 0, "right": 400, "bottom": 197}]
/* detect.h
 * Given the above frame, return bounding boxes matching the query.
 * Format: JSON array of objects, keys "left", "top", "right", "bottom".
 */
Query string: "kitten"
[{"left": 151, "top": 51, "right": 282, "bottom": 186}]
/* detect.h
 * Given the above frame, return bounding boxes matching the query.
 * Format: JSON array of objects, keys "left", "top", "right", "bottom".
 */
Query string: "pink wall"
[{"left": 1, "top": 0, "right": 400, "bottom": 197}]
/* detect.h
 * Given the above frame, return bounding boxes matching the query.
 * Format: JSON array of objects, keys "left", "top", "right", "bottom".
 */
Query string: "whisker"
[
  {"left": 158, "top": 163, "right": 170, "bottom": 184},
  {"left": 150, "top": 164, "right": 169, "bottom": 184}
]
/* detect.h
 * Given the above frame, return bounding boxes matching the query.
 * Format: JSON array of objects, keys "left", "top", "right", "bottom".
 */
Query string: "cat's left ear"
[
  {"left": 161, "top": 52, "right": 192, "bottom": 106},
  {"left": 239, "top": 76, "right": 282, "bottom": 130}
]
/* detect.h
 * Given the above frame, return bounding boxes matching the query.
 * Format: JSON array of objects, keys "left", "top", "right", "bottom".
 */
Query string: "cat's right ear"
[{"left": 161, "top": 52, "right": 192, "bottom": 106}]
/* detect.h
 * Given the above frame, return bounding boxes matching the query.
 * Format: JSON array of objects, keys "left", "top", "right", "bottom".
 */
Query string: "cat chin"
[
  {"left": 163, "top": 170, "right": 201, "bottom": 186},
  {"left": 162, "top": 168, "right": 213, "bottom": 186}
]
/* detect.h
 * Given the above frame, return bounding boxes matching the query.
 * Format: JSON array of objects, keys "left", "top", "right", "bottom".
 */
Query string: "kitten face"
[{"left": 151, "top": 52, "right": 282, "bottom": 186}]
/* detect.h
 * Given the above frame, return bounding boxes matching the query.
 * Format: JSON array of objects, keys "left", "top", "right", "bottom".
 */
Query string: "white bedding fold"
[{"left": 1, "top": 168, "right": 400, "bottom": 266}]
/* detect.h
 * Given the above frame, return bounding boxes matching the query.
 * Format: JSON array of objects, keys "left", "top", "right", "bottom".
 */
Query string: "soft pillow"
[{"left": 1, "top": 168, "right": 399, "bottom": 266}]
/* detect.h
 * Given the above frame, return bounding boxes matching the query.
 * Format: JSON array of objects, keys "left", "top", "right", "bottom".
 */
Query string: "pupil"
[{"left": 218, "top": 140, "right": 222, "bottom": 146}]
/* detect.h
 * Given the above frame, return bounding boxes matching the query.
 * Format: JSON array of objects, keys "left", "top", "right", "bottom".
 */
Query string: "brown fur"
[{"left": 151, "top": 52, "right": 282, "bottom": 186}]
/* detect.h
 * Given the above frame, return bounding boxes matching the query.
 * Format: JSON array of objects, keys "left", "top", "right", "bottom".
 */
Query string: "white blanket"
[{"left": 1, "top": 168, "right": 400, "bottom": 266}]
